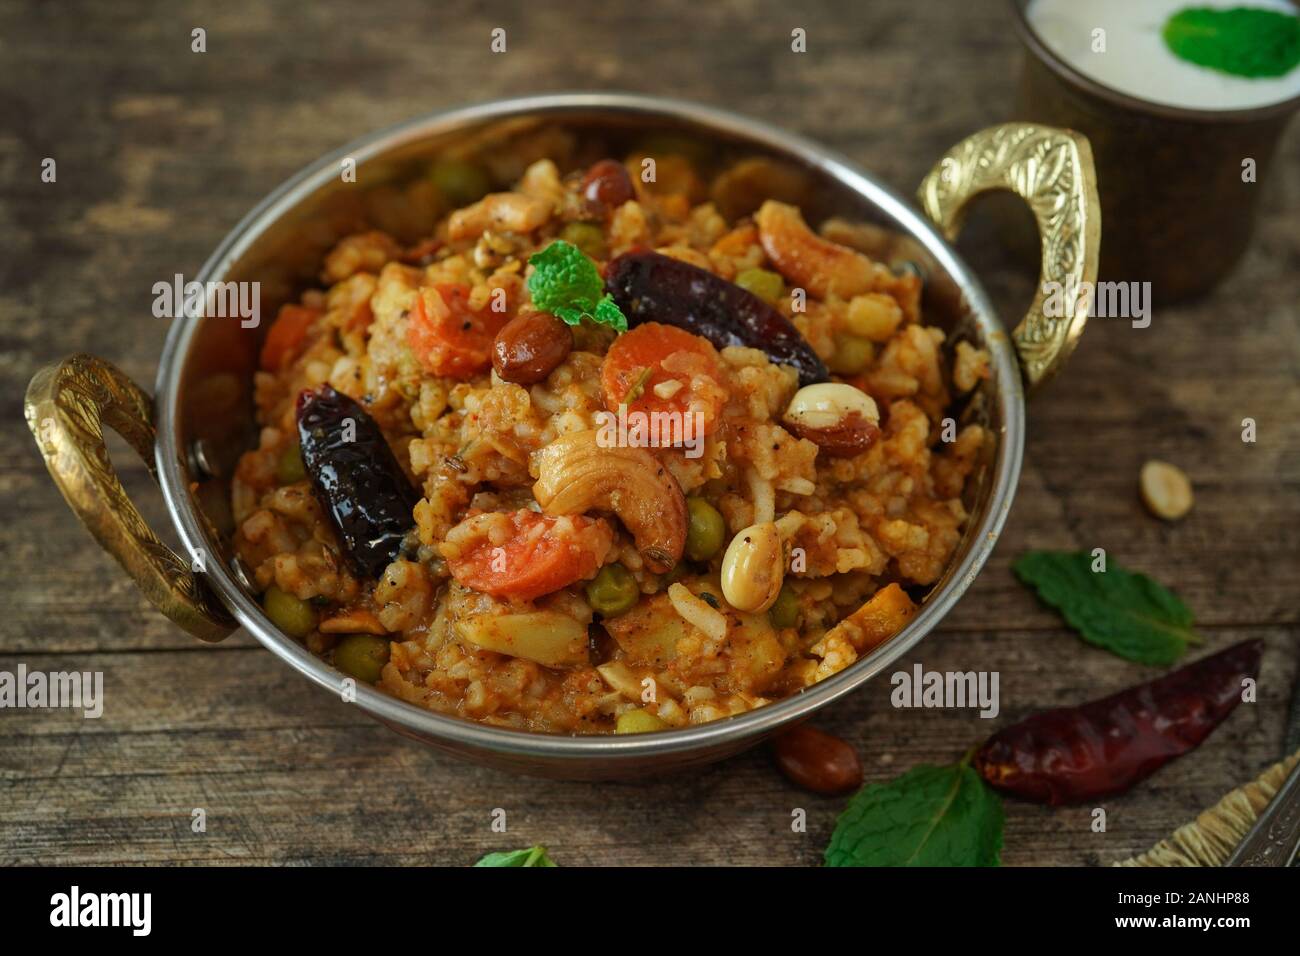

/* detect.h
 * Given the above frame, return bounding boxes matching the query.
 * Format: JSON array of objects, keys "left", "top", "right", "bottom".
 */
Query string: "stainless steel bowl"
[{"left": 25, "top": 93, "right": 1099, "bottom": 778}]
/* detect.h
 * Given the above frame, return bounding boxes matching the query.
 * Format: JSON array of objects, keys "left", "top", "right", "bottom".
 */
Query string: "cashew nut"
[
  {"left": 448, "top": 191, "right": 552, "bottom": 240},
  {"left": 531, "top": 429, "right": 687, "bottom": 573},
  {"left": 756, "top": 200, "right": 880, "bottom": 299}
]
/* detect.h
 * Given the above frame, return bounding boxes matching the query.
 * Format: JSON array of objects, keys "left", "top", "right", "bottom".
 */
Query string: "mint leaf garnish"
[
  {"left": 1164, "top": 6, "right": 1300, "bottom": 78},
  {"left": 825, "top": 759, "right": 1004, "bottom": 867},
  {"left": 527, "top": 240, "right": 627, "bottom": 332},
  {"left": 1012, "top": 550, "right": 1203, "bottom": 666},
  {"left": 592, "top": 295, "right": 629, "bottom": 332},
  {"left": 473, "top": 844, "right": 558, "bottom": 867}
]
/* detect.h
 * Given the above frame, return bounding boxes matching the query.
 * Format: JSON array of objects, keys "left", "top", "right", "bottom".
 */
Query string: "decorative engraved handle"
[
  {"left": 25, "top": 354, "right": 236, "bottom": 642},
  {"left": 1225, "top": 757, "right": 1300, "bottom": 867},
  {"left": 918, "top": 123, "right": 1101, "bottom": 393}
]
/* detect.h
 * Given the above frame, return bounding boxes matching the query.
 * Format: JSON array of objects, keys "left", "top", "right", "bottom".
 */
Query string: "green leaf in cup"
[{"left": 1163, "top": 6, "right": 1300, "bottom": 79}]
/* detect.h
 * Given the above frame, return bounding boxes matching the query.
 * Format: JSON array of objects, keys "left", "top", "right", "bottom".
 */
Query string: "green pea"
[
  {"left": 616, "top": 709, "right": 668, "bottom": 734},
  {"left": 586, "top": 564, "right": 640, "bottom": 618},
  {"left": 334, "top": 634, "right": 391, "bottom": 684},
  {"left": 768, "top": 584, "right": 800, "bottom": 629},
  {"left": 827, "top": 333, "right": 875, "bottom": 375},
  {"left": 276, "top": 441, "right": 306, "bottom": 484},
  {"left": 263, "top": 586, "right": 317, "bottom": 638},
  {"left": 685, "top": 498, "right": 726, "bottom": 562},
  {"left": 429, "top": 158, "right": 491, "bottom": 206},
  {"left": 735, "top": 268, "right": 784, "bottom": 304},
  {"left": 559, "top": 221, "right": 607, "bottom": 260}
]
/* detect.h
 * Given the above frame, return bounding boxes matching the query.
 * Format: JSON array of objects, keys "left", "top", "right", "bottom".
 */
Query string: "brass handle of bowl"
[
  {"left": 917, "top": 122, "right": 1101, "bottom": 394},
  {"left": 24, "top": 354, "right": 236, "bottom": 643}
]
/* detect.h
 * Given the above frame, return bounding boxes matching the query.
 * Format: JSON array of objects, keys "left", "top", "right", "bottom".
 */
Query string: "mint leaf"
[
  {"left": 825, "top": 761, "right": 1003, "bottom": 867},
  {"left": 1164, "top": 6, "right": 1300, "bottom": 78},
  {"left": 552, "top": 305, "right": 586, "bottom": 326},
  {"left": 593, "top": 294, "right": 629, "bottom": 333},
  {"left": 473, "top": 845, "right": 558, "bottom": 867},
  {"left": 1013, "top": 550, "right": 1202, "bottom": 666},
  {"left": 527, "top": 240, "right": 627, "bottom": 331},
  {"left": 529, "top": 240, "right": 604, "bottom": 310}
]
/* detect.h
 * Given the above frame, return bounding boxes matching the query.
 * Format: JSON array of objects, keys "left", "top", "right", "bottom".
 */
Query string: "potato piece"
[
  {"left": 826, "top": 582, "right": 917, "bottom": 653},
  {"left": 455, "top": 611, "right": 587, "bottom": 668},
  {"left": 596, "top": 661, "right": 647, "bottom": 702},
  {"left": 603, "top": 593, "right": 688, "bottom": 667},
  {"left": 728, "top": 611, "right": 786, "bottom": 693}
]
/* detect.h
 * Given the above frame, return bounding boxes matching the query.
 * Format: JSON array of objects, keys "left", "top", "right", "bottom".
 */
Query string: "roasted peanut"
[
  {"left": 581, "top": 159, "right": 635, "bottom": 216},
  {"left": 492, "top": 311, "right": 573, "bottom": 384},
  {"left": 783, "top": 382, "right": 881, "bottom": 457},
  {"left": 720, "top": 521, "right": 784, "bottom": 613},
  {"left": 1140, "top": 459, "right": 1193, "bottom": 521},
  {"left": 772, "top": 724, "right": 863, "bottom": 795}
]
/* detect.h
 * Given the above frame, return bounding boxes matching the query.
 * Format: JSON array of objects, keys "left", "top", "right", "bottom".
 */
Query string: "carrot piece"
[
  {"left": 444, "top": 510, "right": 613, "bottom": 602},
  {"left": 708, "top": 222, "right": 759, "bottom": 260},
  {"left": 259, "top": 304, "right": 321, "bottom": 371},
  {"left": 830, "top": 582, "right": 918, "bottom": 653},
  {"left": 406, "top": 282, "right": 509, "bottom": 379},
  {"left": 600, "top": 322, "right": 726, "bottom": 435}
]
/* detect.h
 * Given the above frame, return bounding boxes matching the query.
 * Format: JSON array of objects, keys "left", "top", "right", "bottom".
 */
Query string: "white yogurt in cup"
[{"left": 1026, "top": 0, "right": 1300, "bottom": 111}]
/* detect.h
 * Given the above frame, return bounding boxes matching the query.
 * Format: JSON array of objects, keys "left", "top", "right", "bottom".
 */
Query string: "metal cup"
[{"left": 1010, "top": 0, "right": 1300, "bottom": 302}]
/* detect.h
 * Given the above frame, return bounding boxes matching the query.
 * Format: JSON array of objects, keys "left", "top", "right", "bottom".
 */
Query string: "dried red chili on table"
[{"left": 975, "top": 639, "right": 1262, "bottom": 805}]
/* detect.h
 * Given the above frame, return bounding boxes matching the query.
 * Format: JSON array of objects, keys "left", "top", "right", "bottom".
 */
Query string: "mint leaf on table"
[
  {"left": 528, "top": 240, "right": 628, "bottom": 332},
  {"left": 1012, "top": 550, "right": 1202, "bottom": 666},
  {"left": 473, "top": 845, "right": 558, "bottom": 867},
  {"left": 825, "top": 762, "right": 1003, "bottom": 867},
  {"left": 1163, "top": 6, "right": 1300, "bottom": 78}
]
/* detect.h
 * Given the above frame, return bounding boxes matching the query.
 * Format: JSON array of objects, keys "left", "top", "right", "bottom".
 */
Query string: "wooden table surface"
[{"left": 2, "top": 0, "right": 1297, "bottom": 866}]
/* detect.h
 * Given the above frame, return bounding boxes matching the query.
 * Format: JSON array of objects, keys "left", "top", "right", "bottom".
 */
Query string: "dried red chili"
[
  {"left": 604, "top": 249, "right": 830, "bottom": 387},
  {"left": 975, "top": 639, "right": 1262, "bottom": 805},
  {"left": 297, "top": 385, "right": 419, "bottom": 579}
]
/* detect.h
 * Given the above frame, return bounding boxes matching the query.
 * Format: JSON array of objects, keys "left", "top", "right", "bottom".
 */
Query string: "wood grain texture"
[{"left": 1, "top": 0, "right": 1297, "bottom": 865}]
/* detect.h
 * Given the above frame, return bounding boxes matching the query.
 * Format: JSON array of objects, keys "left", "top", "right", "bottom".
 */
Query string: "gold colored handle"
[
  {"left": 25, "top": 354, "right": 236, "bottom": 642},
  {"left": 917, "top": 123, "right": 1101, "bottom": 393}
]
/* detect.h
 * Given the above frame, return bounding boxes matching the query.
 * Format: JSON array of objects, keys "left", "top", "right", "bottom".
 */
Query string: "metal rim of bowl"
[
  {"left": 1010, "top": 0, "right": 1300, "bottom": 124},
  {"left": 154, "top": 92, "right": 1025, "bottom": 763}
]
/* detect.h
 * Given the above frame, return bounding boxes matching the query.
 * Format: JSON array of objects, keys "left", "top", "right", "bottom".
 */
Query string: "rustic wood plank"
[
  {"left": 1, "top": 630, "right": 1293, "bottom": 865},
  {"left": 1, "top": 0, "right": 1297, "bottom": 865}
]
